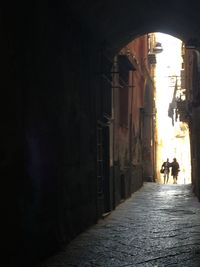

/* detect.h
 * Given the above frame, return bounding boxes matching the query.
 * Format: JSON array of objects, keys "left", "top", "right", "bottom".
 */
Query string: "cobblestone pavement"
[{"left": 36, "top": 183, "right": 200, "bottom": 267}]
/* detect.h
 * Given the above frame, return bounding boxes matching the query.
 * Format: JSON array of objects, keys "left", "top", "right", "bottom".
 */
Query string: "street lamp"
[{"left": 153, "top": 42, "right": 163, "bottom": 54}]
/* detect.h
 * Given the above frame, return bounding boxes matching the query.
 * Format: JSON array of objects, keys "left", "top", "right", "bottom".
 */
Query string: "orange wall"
[{"left": 117, "top": 35, "right": 149, "bottom": 167}]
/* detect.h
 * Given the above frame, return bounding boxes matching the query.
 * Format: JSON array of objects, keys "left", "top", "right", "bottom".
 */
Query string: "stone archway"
[
  {"left": 67, "top": 1, "right": 200, "bottom": 53},
  {"left": 2, "top": 2, "right": 200, "bottom": 266}
]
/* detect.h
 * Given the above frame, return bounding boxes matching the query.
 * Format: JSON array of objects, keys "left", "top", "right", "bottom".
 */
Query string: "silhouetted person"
[
  {"left": 161, "top": 158, "right": 170, "bottom": 184},
  {"left": 171, "top": 158, "right": 180, "bottom": 184}
]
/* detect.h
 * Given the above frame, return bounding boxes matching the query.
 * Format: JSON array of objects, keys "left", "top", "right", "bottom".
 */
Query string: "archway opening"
[
  {"left": 154, "top": 32, "right": 191, "bottom": 185},
  {"left": 112, "top": 32, "right": 191, "bottom": 195}
]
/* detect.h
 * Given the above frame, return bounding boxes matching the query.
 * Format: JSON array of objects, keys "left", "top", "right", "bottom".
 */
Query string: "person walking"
[
  {"left": 161, "top": 158, "right": 170, "bottom": 184},
  {"left": 171, "top": 158, "right": 180, "bottom": 184}
]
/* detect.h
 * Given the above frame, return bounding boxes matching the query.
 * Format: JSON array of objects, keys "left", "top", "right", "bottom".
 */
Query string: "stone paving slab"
[{"left": 35, "top": 183, "right": 200, "bottom": 267}]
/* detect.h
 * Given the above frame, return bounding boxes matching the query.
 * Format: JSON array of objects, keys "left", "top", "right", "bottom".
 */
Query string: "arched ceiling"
[{"left": 68, "top": 0, "right": 200, "bottom": 52}]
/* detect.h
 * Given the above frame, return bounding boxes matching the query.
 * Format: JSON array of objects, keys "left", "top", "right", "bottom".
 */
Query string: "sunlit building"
[
  {"left": 181, "top": 43, "right": 200, "bottom": 195},
  {"left": 155, "top": 33, "right": 191, "bottom": 184}
]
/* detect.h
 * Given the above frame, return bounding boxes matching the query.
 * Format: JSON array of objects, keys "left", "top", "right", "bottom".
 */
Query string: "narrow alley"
[{"left": 35, "top": 183, "right": 200, "bottom": 267}]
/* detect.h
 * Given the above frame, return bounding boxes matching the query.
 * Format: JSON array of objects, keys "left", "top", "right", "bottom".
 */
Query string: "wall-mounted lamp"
[{"left": 153, "top": 42, "right": 163, "bottom": 53}]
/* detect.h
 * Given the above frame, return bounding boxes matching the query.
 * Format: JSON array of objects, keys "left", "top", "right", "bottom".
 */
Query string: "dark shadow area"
[{"left": 1, "top": 2, "right": 200, "bottom": 266}]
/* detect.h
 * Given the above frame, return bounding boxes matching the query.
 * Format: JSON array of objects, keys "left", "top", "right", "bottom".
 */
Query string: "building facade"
[
  {"left": 181, "top": 44, "right": 200, "bottom": 196},
  {"left": 94, "top": 34, "right": 157, "bottom": 218},
  {"left": 112, "top": 34, "right": 157, "bottom": 204}
]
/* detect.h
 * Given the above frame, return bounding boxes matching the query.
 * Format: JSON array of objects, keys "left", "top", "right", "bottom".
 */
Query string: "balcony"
[
  {"left": 176, "top": 99, "right": 188, "bottom": 123},
  {"left": 118, "top": 48, "right": 138, "bottom": 71},
  {"left": 148, "top": 53, "right": 156, "bottom": 65}
]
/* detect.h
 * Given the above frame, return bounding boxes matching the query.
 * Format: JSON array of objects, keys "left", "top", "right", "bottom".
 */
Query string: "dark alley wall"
[
  {"left": 2, "top": 5, "right": 102, "bottom": 266},
  {"left": 2, "top": 1, "right": 200, "bottom": 267}
]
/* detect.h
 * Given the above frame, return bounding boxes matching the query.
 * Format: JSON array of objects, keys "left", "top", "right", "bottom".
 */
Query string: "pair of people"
[{"left": 161, "top": 158, "right": 180, "bottom": 184}]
